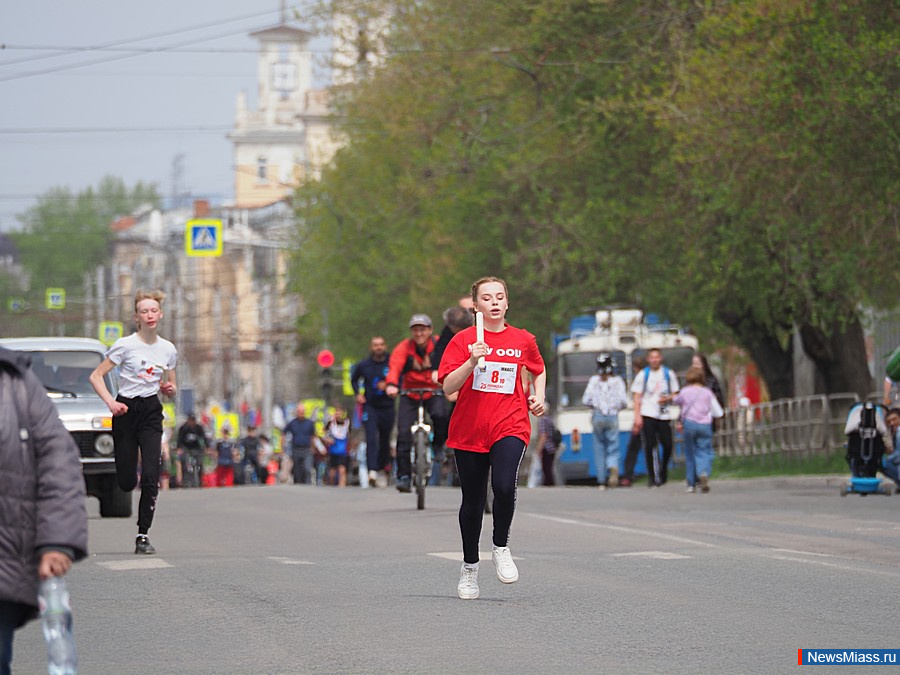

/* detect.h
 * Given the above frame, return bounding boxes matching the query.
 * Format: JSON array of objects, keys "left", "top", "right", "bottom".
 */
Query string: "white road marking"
[
  {"left": 428, "top": 551, "right": 513, "bottom": 562},
  {"left": 520, "top": 512, "right": 717, "bottom": 548},
  {"left": 771, "top": 548, "right": 836, "bottom": 558},
  {"left": 767, "top": 555, "right": 900, "bottom": 577},
  {"left": 612, "top": 551, "right": 690, "bottom": 560},
  {"left": 266, "top": 556, "right": 315, "bottom": 565},
  {"left": 98, "top": 559, "right": 173, "bottom": 571}
]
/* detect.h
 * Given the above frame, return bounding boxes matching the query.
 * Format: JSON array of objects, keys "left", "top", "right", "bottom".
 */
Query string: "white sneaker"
[
  {"left": 457, "top": 563, "right": 479, "bottom": 599},
  {"left": 492, "top": 545, "right": 518, "bottom": 584}
]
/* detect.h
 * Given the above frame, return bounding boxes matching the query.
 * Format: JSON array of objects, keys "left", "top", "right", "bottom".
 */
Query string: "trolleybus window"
[{"left": 558, "top": 350, "right": 626, "bottom": 408}]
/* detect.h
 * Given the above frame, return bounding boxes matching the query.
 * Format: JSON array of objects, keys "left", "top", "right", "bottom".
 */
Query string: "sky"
[{"left": 0, "top": 1, "right": 332, "bottom": 231}]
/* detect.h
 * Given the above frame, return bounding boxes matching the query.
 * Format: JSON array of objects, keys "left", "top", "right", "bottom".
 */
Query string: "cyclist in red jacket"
[{"left": 385, "top": 314, "right": 448, "bottom": 493}]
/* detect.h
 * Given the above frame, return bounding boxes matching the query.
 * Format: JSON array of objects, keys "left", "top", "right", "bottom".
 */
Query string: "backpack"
[{"left": 551, "top": 426, "right": 562, "bottom": 446}]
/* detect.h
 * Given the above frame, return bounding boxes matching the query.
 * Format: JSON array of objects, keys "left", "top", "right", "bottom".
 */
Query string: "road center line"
[{"left": 519, "top": 512, "right": 717, "bottom": 548}]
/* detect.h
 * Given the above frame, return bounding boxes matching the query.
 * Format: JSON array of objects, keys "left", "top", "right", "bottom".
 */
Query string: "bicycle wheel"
[{"left": 414, "top": 431, "right": 428, "bottom": 510}]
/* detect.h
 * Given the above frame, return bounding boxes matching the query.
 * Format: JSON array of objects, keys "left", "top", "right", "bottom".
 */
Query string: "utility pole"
[
  {"left": 212, "top": 288, "right": 223, "bottom": 403},
  {"left": 174, "top": 283, "right": 191, "bottom": 416},
  {"left": 83, "top": 272, "right": 92, "bottom": 339},
  {"left": 230, "top": 294, "right": 241, "bottom": 411},
  {"left": 261, "top": 283, "right": 273, "bottom": 433}
]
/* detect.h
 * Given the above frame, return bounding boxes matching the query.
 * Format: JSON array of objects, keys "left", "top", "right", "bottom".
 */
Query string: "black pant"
[
  {"left": 455, "top": 437, "right": 526, "bottom": 565},
  {"left": 291, "top": 447, "right": 312, "bottom": 484},
  {"left": 642, "top": 416, "right": 673, "bottom": 486},
  {"left": 364, "top": 404, "right": 395, "bottom": 472},
  {"left": 396, "top": 395, "right": 447, "bottom": 480},
  {"left": 623, "top": 430, "right": 642, "bottom": 481},
  {"left": 112, "top": 394, "right": 163, "bottom": 534},
  {"left": 541, "top": 451, "right": 556, "bottom": 486},
  {"left": 0, "top": 601, "right": 31, "bottom": 675}
]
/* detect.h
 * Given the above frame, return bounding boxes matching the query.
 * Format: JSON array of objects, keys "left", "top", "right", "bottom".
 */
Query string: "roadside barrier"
[{"left": 714, "top": 393, "right": 860, "bottom": 460}]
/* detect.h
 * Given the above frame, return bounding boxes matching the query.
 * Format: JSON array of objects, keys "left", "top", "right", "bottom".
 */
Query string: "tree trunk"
[
  {"left": 799, "top": 315, "right": 873, "bottom": 398},
  {"left": 715, "top": 303, "right": 794, "bottom": 400}
]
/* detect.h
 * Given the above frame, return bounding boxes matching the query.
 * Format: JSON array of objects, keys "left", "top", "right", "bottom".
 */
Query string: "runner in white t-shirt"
[{"left": 90, "top": 289, "right": 177, "bottom": 555}]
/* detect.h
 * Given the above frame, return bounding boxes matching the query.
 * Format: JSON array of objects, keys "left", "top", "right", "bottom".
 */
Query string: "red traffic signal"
[{"left": 316, "top": 349, "right": 335, "bottom": 368}]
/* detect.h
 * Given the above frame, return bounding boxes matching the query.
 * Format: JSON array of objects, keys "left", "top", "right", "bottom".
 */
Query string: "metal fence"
[{"left": 714, "top": 393, "right": 861, "bottom": 459}]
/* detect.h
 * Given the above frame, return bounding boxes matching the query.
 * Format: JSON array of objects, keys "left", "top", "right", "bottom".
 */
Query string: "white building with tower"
[{"left": 228, "top": 17, "right": 340, "bottom": 207}]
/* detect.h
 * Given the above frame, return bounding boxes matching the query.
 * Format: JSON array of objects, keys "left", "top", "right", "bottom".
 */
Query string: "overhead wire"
[{"left": 0, "top": 7, "right": 285, "bottom": 68}]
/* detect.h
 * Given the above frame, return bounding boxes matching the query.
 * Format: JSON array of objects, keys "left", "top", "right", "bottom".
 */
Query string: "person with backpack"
[
  {"left": 0, "top": 346, "right": 88, "bottom": 674},
  {"left": 385, "top": 314, "right": 448, "bottom": 493},
  {"left": 536, "top": 413, "right": 560, "bottom": 486},
  {"left": 631, "top": 348, "right": 680, "bottom": 487}
]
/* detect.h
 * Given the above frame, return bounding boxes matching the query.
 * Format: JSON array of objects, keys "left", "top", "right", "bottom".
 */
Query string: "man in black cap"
[{"left": 385, "top": 314, "right": 448, "bottom": 492}]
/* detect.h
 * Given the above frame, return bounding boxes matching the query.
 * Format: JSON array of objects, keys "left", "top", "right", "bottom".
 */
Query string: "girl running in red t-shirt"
[{"left": 438, "top": 276, "right": 546, "bottom": 600}]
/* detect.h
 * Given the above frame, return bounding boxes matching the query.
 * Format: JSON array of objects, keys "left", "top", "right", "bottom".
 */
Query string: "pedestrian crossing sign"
[
  {"left": 45, "top": 288, "right": 66, "bottom": 310},
  {"left": 99, "top": 321, "right": 124, "bottom": 346},
  {"left": 185, "top": 219, "right": 223, "bottom": 257}
]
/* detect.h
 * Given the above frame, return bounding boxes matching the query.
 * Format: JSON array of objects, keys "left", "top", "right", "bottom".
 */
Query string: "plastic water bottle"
[{"left": 38, "top": 577, "right": 78, "bottom": 675}]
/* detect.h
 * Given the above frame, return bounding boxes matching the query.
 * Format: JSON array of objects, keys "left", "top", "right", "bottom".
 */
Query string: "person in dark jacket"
[
  {"left": 0, "top": 346, "right": 88, "bottom": 675},
  {"left": 350, "top": 336, "right": 395, "bottom": 487}
]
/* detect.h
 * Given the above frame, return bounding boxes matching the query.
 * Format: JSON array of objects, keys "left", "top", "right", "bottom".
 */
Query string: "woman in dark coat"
[{"left": 0, "top": 347, "right": 88, "bottom": 675}]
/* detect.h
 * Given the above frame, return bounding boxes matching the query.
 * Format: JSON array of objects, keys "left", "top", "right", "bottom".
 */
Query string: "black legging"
[
  {"left": 455, "top": 437, "right": 527, "bottom": 565},
  {"left": 112, "top": 394, "right": 163, "bottom": 534},
  {"left": 641, "top": 416, "right": 673, "bottom": 486}
]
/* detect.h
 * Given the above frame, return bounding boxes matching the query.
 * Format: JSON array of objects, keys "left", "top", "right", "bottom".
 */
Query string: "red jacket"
[{"left": 386, "top": 337, "right": 440, "bottom": 398}]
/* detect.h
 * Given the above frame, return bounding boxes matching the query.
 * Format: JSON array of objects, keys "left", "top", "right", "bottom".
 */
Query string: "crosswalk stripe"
[
  {"left": 98, "top": 559, "right": 174, "bottom": 571},
  {"left": 611, "top": 551, "right": 690, "bottom": 560},
  {"left": 266, "top": 556, "right": 315, "bottom": 565}
]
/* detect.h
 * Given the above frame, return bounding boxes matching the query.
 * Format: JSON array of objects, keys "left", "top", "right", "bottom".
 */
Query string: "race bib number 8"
[{"left": 472, "top": 361, "right": 518, "bottom": 394}]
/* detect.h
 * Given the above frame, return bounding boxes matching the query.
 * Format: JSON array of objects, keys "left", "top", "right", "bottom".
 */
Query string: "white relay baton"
[{"left": 475, "top": 311, "right": 486, "bottom": 371}]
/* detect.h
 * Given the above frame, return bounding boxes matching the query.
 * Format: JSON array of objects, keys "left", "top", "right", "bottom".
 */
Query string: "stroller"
[{"left": 841, "top": 402, "right": 894, "bottom": 496}]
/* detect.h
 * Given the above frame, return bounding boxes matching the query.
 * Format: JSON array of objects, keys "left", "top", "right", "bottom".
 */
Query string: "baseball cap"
[{"left": 408, "top": 313, "right": 432, "bottom": 328}]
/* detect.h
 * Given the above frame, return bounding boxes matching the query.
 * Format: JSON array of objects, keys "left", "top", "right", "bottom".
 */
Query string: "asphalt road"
[{"left": 12, "top": 476, "right": 900, "bottom": 674}]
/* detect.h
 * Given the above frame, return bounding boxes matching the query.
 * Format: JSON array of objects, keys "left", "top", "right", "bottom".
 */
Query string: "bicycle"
[
  {"left": 400, "top": 388, "right": 444, "bottom": 510},
  {"left": 181, "top": 448, "right": 204, "bottom": 488}
]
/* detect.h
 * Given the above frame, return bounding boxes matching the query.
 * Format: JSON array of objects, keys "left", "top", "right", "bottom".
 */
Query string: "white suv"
[{"left": 0, "top": 337, "right": 132, "bottom": 518}]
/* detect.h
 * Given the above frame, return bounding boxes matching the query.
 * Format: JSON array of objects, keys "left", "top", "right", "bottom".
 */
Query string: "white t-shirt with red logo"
[
  {"left": 438, "top": 324, "right": 544, "bottom": 453},
  {"left": 106, "top": 333, "right": 177, "bottom": 398}
]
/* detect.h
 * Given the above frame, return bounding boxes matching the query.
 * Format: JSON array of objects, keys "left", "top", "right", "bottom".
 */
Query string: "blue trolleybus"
[{"left": 553, "top": 308, "right": 698, "bottom": 484}]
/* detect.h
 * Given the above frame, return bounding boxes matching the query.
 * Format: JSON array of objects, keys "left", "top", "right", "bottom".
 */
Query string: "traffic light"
[
  {"left": 320, "top": 367, "right": 333, "bottom": 400},
  {"left": 317, "top": 350, "right": 335, "bottom": 400}
]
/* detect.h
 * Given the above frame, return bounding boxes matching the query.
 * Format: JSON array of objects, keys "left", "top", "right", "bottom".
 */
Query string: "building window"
[{"left": 257, "top": 156, "right": 268, "bottom": 184}]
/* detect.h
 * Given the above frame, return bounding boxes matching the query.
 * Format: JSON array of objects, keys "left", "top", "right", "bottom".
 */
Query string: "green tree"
[
  {"left": 9, "top": 176, "right": 161, "bottom": 335},
  {"left": 293, "top": 0, "right": 897, "bottom": 398},
  {"left": 659, "top": 0, "right": 899, "bottom": 397}
]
